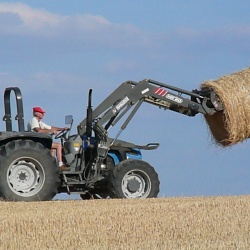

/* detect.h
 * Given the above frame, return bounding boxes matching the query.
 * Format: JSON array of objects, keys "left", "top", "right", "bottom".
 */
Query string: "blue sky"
[{"left": 1, "top": 1, "right": 250, "bottom": 199}]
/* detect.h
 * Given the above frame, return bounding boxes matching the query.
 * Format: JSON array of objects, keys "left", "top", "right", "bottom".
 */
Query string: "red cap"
[{"left": 33, "top": 106, "right": 45, "bottom": 113}]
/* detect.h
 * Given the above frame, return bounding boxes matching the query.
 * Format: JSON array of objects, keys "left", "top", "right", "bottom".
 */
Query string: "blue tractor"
[{"left": 0, "top": 79, "right": 222, "bottom": 201}]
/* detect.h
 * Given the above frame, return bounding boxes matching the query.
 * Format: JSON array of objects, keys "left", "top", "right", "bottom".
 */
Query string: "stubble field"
[{"left": 0, "top": 195, "right": 250, "bottom": 250}]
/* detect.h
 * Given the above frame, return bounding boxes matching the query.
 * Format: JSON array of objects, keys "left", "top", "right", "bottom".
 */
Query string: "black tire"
[
  {"left": 110, "top": 159, "right": 160, "bottom": 198},
  {"left": 0, "top": 140, "right": 60, "bottom": 201}
]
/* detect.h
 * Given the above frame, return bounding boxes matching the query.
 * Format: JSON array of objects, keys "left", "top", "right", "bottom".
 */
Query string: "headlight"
[{"left": 73, "top": 142, "right": 80, "bottom": 152}]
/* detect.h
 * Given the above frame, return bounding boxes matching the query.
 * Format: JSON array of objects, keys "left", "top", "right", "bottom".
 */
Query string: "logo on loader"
[
  {"left": 154, "top": 87, "right": 168, "bottom": 96},
  {"left": 112, "top": 96, "right": 130, "bottom": 114},
  {"left": 165, "top": 93, "right": 183, "bottom": 104},
  {"left": 154, "top": 88, "right": 183, "bottom": 104}
]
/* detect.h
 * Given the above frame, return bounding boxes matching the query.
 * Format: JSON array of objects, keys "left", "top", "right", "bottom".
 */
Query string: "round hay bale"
[{"left": 201, "top": 67, "right": 250, "bottom": 147}]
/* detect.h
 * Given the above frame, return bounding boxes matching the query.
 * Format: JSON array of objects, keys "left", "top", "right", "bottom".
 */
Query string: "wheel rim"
[
  {"left": 7, "top": 157, "right": 45, "bottom": 197},
  {"left": 121, "top": 169, "right": 151, "bottom": 198}
]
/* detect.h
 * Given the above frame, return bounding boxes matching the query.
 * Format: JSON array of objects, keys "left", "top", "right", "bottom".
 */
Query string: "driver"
[{"left": 27, "top": 106, "right": 70, "bottom": 171}]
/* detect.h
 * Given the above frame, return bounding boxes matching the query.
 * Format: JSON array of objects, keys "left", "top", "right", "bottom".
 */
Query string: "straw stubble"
[{"left": 0, "top": 196, "right": 250, "bottom": 249}]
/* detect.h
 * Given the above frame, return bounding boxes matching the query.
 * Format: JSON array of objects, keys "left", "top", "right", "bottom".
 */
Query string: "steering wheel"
[{"left": 55, "top": 129, "right": 69, "bottom": 139}]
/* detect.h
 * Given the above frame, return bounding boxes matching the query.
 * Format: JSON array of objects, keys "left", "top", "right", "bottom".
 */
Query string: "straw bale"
[{"left": 201, "top": 67, "right": 250, "bottom": 146}]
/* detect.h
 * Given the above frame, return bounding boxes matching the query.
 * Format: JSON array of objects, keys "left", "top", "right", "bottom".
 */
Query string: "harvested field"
[
  {"left": 201, "top": 67, "right": 250, "bottom": 147},
  {"left": 0, "top": 196, "right": 250, "bottom": 249}
]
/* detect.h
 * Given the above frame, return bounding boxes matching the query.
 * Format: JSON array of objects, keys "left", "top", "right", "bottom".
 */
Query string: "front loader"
[{"left": 0, "top": 79, "right": 223, "bottom": 201}]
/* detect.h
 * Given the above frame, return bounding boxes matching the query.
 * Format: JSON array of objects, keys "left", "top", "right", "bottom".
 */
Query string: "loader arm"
[{"left": 77, "top": 79, "right": 223, "bottom": 140}]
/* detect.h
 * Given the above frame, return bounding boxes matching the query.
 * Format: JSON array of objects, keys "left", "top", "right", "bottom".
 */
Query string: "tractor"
[{"left": 0, "top": 79, "right": 222, "bottom": 201}]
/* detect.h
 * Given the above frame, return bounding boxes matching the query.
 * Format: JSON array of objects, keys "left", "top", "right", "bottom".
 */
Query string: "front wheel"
[
  {"left": 110, "top": 159, "right": 160, "bottom": 198},
  {"left": 0, "top": 140, "right": 60, "bottom": 201}
]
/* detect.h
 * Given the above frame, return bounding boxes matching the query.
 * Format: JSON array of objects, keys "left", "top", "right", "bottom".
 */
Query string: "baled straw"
[{"left": 201, "top": 67, "right": 250, "bottom": 147}]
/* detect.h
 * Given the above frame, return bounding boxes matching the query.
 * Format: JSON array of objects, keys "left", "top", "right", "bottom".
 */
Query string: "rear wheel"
[
  {"left": 110, "top": 159, "right": 160, "bottom": 198},
  {"left": 0, "top": 140, "right": 60, "bottom": 201}
]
